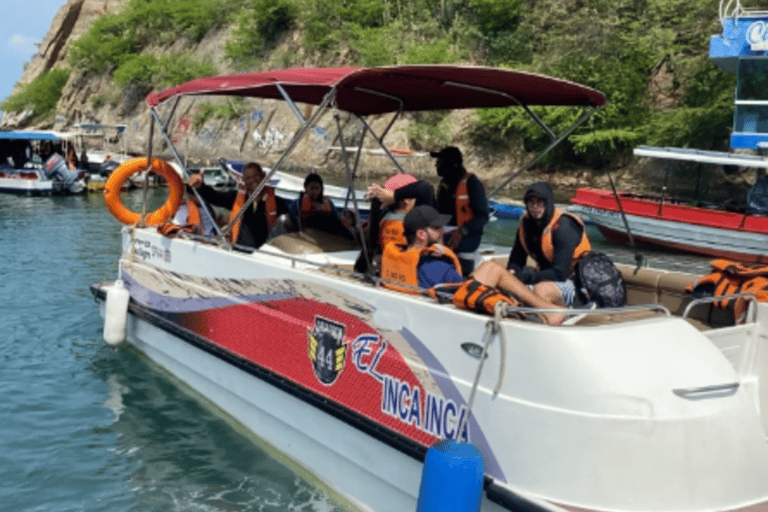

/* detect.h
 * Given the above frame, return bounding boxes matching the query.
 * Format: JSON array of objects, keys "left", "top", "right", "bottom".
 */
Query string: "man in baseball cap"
[{"left": 379, "top": 205, "right": 565, "bottom": 325}]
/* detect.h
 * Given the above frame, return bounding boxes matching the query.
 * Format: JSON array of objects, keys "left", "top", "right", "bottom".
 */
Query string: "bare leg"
[
  {"left": 533, "top": 282, "right": 565, "bottom": 307},
  {"left": 471, "top": 261, "right": 565, "bottom": 325}
]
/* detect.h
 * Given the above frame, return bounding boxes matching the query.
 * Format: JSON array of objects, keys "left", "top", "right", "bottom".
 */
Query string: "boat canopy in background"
[{"left": 146, "top": 66, "right": 606, "bottom": 114}]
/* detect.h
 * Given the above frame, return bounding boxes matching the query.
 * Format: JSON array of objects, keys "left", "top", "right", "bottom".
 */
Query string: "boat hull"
[
  {"left": 0, "top": 173, "right": 53, "bottom": 195},
  {"left": 91, "top": 227, "right": 768, "bottom": 512},
  {"left": 571, "top": 187, "right": 768, "bottom": 263}
]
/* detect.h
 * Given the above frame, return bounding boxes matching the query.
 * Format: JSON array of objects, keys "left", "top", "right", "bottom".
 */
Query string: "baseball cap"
[
  {"left": 403, "top": 205, "right": 452, "bottom": 235},
  {"left": 383, "top": 173, "right": 418, "bottom": 191},
  {"left": 429, "top": 146, "right": 463, "bottom": 164}
]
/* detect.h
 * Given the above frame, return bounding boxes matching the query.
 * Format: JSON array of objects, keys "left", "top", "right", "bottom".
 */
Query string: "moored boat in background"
[{"left": 0, "top": 130, "right": 85, "bottom": 195}]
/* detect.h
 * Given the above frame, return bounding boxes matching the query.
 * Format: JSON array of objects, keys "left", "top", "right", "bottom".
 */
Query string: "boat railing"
[
  {"left": 720, "top": 0, "right": 768, "bottom": 28},
  {"left": 682, "top": 292, "right": 758, "bottom": 324}
]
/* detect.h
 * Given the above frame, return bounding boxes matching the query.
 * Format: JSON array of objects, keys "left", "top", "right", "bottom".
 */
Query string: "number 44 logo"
[{"left": 308, "top": 316, "right": 347, "bottom": 385}]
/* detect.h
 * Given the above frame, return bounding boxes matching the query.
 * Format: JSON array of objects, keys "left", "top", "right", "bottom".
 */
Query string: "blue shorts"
[{"left": 529, "top": 279, "right": 576, "bottom": 306}]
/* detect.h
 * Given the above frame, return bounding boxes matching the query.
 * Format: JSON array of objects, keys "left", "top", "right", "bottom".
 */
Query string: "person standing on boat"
[
  {"left": 381, "top": 205, "right": 565, "bottom": 325},
  {"left": 188, "top": 162, "right": 289, "bottom": 249},
  {"left": 507, "top": 181, "right": 591, "bottom": 306},
  {"left": 431, "top": 146, "right": 489, "bottom": 276}
]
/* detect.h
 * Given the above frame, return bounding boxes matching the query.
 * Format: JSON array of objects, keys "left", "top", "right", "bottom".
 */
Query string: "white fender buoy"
[{"left": 103, "top": 279, "right": 130, "bottom": 346}]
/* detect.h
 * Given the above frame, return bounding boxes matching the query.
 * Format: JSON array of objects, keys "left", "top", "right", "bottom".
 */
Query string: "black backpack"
[{"left": 574, "top": 251, "right": 626, "bottom": 308}]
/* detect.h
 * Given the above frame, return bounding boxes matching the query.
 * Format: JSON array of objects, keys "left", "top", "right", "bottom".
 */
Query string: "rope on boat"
[{"left": 457, "top": 302, "right": 507, "bottom": 441}]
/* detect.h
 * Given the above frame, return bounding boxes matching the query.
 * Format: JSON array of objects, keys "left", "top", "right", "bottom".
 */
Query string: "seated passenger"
[
  {"left": 507, "top": 182, "right": 591, "bottom": 306},
  {"left": 171, "top": 183, "right": 222, "bottom": 236},
  {"left": 380, "top": 205, "right": 565, "bottom": 325},
  {"left": 289, "top": 172, "right": 355, "bottom": 240},
  {"left": 356, "top": 173, "right": 428, "bottom": 274},
  {"left": 190, "top": 161, "right": 289, "bottom": 249},
  {"left": 341, "top": 208, "right": 362, "bottom": 243}
]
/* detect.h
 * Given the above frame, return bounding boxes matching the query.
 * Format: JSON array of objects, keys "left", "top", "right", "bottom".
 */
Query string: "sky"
[{"left": 0, "top": 0, "right": 68, "bottom": 104}]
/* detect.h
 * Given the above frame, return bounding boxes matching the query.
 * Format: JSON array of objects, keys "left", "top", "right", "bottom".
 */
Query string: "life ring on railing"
[{"left": 104, "top": 157, "right": 184, "bottom": 225}]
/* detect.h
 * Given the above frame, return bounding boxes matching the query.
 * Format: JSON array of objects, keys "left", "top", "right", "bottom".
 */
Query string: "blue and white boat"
[{"left": 0, "top": 130, "right": 85, "bottom": 195}]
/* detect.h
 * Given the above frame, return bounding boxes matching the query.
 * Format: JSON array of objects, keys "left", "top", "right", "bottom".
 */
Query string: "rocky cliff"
[{"left": 2, "top": 0, "right": 752, "bottom": 199}]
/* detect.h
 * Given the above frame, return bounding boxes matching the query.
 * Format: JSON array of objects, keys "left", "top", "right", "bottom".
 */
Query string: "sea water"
[
  {"left": 0, "top": 189, "right": 712, "bottom": 512},
  {"left": 0, "top": 191, "right": 344, "bottom": 512}
]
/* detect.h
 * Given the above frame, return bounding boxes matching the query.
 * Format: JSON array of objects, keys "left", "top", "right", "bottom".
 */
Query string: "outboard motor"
[{"left": 44, "top": 153, "right": 84, "bottom": 193}]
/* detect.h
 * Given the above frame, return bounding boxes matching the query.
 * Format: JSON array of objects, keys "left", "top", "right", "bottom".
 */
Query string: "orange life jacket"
[
  {"left": 379, "top": 212, "right": 406, "bottom": 249},
  {"left": 300, "top": 193, "right": 333, "bottom": 229},
  {"left": 228, "top": 187, "right": 278, "bottom": 243},
  {"left": 428, "top": 279, "right": 520, "bottom": 315},
  {"left": 518, "top": 208, "right": 591, "bottom": 268},
  {"left": 686, "top": 259, "right": 768, "bottom": 313},
  {"left": 380, "top": 242, "right": 462, "bottom": 294},
  {"left": 185, "top": 200, "right": 202, "bottom": 229},
  {"left": 438, "top": 173, "right": 475, "bottom": 228},
  {"left": 455, "top": 173, "right": 474, "bottom": 227}
]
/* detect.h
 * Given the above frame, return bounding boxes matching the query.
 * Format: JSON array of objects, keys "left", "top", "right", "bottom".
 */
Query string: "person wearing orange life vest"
[
  {"left": 381, "top": 205, "right": 565, "bottom": 325},
  {"left": 287, "top": 172, "right": 355, "bottom": 240},
  {"left": 507, "top": 181, "right": 592, "bottom": 306},
  {"left": 431, "top": 147, "right": 489, "bottom": 276},
  {"left": 189, "top": 162, "right": 288, "bottom": 249},
  {"left": 171, "top": 183, "right": 221, "bottom": 236}
]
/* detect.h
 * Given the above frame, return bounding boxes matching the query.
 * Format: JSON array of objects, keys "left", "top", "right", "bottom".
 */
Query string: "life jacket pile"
[
  {"left": 687, "top": 259, "right": 768, "bottom": 313},
  {"left": 380, "top": 242, "right": 519, "bottom": 316}
]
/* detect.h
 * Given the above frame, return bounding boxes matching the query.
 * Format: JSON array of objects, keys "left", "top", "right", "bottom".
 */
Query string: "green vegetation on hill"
[
  {"left": 3, "top": 0, "right": 737, "bottom": 169},
  {"left": 1, "top": 69, "right": 69, "bottom": 121}
]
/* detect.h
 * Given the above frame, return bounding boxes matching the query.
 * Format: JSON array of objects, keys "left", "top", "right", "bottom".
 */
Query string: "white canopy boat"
[{"left": 91, "top": 66, "right": 768, "bottom": 512}]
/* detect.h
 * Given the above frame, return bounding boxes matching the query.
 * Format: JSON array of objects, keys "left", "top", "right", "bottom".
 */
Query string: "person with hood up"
[{"left": 507, "top": 181, "right": 592, "bottom": 306}]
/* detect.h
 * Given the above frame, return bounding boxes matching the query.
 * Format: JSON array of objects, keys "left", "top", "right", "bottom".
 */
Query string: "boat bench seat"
[
  {"left": 268, "top": 228, "right": 359, "bottom": 254},
  {"left": 618, "top": 264, "right": 734, "bottom": 330}
]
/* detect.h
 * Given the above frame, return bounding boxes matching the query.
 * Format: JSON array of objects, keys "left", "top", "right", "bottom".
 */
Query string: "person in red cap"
[
  {"left": 380, "top": 205, "right": 565, "bottom": 325},
  {"left": 357, "top": 172, "right": 437, "bottom": 274},
  {"left": 369, "top": 147, "right": 489, "bottom": 276}
]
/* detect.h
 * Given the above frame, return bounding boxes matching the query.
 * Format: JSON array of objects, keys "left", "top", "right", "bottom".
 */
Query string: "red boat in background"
[{"left": 570, "top": 146, "right": 768, "bottom": 264}]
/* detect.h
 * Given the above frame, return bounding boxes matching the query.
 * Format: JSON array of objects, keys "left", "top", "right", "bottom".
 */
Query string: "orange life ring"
[{"left": 104, "top": 157, "right": 184, "bottom": 225}]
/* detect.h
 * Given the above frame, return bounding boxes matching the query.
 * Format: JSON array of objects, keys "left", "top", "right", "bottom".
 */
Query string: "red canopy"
[{"left": 146, "top": 65, "right": 606, "bottom": 115}]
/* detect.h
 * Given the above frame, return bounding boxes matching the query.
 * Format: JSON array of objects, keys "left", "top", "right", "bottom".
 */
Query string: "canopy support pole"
[
  {"left": 487, "top": 106, "right": 600, "bottom": 199},
  {"left": 220, "top": 90, "right": 337, "bottom": 243},
  {"left": 150, "top": 106, "right": 223, "bottom": 238}
]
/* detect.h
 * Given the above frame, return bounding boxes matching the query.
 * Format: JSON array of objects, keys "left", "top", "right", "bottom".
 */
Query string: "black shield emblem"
[{"left": 308, "top": 317, "right": 346, "bottom": 385}]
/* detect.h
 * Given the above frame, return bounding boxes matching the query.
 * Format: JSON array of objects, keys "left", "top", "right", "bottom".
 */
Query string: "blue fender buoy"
[{"left": 416, "top": 439, "right": 485, "bottom": 512}]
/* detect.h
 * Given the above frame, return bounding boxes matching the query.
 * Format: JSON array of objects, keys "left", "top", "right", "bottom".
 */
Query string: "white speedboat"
[
  {"left": 91, "top": 66, "right": 768, "bottom": 512},
  {"left": 0, "top": 130, "right": 85, "bottom": 195}
]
